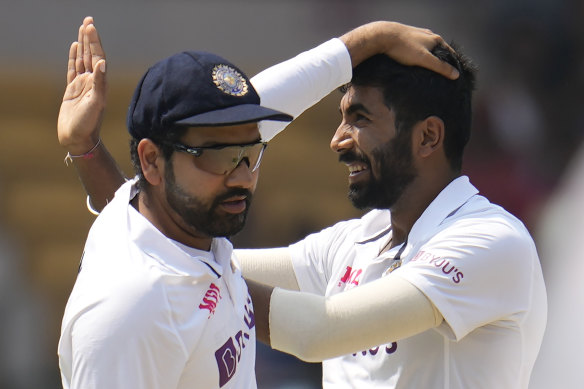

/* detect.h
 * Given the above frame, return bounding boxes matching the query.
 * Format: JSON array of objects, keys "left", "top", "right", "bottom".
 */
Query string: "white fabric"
[
  {"left": 252, "top": 38, "right": 352, "bottom": 142},
  {"left": 58, "top": 180, "right": 257, "bottom": 389},
  {"left": 67, "top": 35, "right": 352, "bottom": 387},
  {"left": 269, "top": 275, "right": 442, "bottom": 362},
  {"left": 288, "top": 176, "right": 547, "bottom": 389},
  {"left": 235, "top": 248, "right": 300, "bottom": 290}
]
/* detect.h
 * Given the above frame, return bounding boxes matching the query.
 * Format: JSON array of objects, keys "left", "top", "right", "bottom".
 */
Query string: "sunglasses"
[{"left": 168, "top": 140, "right": 268, "bottom": 175}]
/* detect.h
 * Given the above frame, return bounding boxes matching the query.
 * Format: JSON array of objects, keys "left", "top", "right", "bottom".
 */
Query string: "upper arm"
[
  {"left": 67, "top": 285, "right": 186, "bottom": 389},
  {"left": 235, "top": 247, "right": 299, "bottom": 290},
  {"left": 397, "top": 217, "right": 537, "bottom": 340}
]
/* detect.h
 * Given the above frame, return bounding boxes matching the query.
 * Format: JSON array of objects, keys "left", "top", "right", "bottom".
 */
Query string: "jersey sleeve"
[
  {"left": 288, "top": 219, "right": 360, "bottom": 295},
  {"left": 251, "top": 38, "right": 352, "bottom": 141},
  {"left": 394, "top": 216, "right": 538, "bottom": 341}
]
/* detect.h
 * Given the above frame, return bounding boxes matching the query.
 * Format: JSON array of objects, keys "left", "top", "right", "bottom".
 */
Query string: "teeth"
[{"left": 348, "top": 164, "right": 367, "bottom": 173}]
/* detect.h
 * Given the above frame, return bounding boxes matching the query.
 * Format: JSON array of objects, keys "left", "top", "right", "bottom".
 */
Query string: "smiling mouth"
[{"left": 348, "top": 163, "right": 369, "bottom": 176}]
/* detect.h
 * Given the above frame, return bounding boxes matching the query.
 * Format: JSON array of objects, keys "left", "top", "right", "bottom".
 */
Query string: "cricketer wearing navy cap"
[
  {"left": 127, "top": 51, "right": 292, "bottom": 138},
  {"left": 59, "top": 47, "right": 292, "bottom": 389},
  {"left": 127, "top": 50, "right": 293, "bottom": 240}
]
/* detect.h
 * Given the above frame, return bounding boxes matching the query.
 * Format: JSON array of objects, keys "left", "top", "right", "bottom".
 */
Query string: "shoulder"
[
  {"left": 66, "top": 250, "right": 218, "bottom": 340},
  {"left": 451, "top": 196, "right": 533, "bottom": 246},
  {"left": 425, "top": 197, "right": 537, "bottom": 268},
  {"left": 306, "top": 209, "right": 389, "bottom": 242}
]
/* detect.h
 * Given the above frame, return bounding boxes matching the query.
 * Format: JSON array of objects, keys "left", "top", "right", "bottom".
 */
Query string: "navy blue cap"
[{"left": 127, "top": 51, "right": 293, "bottom": 139}]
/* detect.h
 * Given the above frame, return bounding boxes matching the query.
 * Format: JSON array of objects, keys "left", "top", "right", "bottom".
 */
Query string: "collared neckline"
[
  {"left": 355, "top": 209, "right": 392, "bottom": 244},
  {"left": 408, "top": 176, "right": 478, "bottom": 243},
  {"left": 117, "top": 179, "right": 231, "bottom": 278},
  {"left": 354, "top": 176, "right": 478, "bottom": 246}
]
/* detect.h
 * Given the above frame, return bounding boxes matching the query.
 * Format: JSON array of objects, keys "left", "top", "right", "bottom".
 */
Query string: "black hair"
[
  {"left": 342, "top": 44, "right": 477, "bottom": 172},
  {"left": 129, "top": 125, "right": 189, "bottom": 190}
]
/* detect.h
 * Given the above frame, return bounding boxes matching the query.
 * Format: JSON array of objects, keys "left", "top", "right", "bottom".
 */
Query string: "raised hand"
[
  {"left": 58, "top": 16, "right": 107, "bottom": 156},
  {"left": 340, "top": 21, "right": 460, "bottom": 80}
]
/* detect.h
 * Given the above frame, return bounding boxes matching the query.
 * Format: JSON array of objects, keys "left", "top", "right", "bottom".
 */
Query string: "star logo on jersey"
[{"left": 199, "top": 283, "right": 222, "bottom": 317}]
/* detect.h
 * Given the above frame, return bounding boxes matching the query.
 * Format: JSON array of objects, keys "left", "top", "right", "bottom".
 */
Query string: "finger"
[
  {"left": 82, "top": 16, "right": 94, "bottom": 27},
  {"left": 93, "top": 59, "right": 107, "bottom": 98},
  {"left": 431, "top": 35, "right": 456, "bottom": 56},
  {"left": 67, "top": 42, "right": 78, "bottom": 84},
  {"left": 423, "top": 51, "right": 459, "bottom": 80},
  {"left": 76, "top": 24, "right": 85, "bottom": 74},
  {"left": 85, "top": 23, "right": 106, "bottom": 70},
  {"left": 83, "top": 24, "right": 93, "bottom": 72}
]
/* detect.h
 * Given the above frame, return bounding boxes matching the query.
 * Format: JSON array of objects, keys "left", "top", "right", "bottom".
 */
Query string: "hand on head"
[{"left": 340, "top": 21, "right": 460, "bottom": 80}]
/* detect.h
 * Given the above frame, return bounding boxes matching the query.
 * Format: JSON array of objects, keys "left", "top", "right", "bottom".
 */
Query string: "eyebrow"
[{"left": 339, "top": 102, "right": 372, "bottom": 116}]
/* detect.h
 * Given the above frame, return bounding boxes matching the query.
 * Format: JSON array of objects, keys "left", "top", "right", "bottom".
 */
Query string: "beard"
[
  {"left": 341, "top": 132, "right": 417, "bottom": 210},
  {"left": 164, "top": 162, "right": 252, "bottom": 238}
]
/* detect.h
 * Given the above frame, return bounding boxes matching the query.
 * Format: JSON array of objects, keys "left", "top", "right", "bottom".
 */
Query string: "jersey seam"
[{"left": 161, "top": 284, "right": 190, "bottom": 359}]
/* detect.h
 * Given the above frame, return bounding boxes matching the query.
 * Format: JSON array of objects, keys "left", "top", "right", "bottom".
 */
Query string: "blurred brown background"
[{"left": 0, "top": 0, "right": 582, "bottom": 388}]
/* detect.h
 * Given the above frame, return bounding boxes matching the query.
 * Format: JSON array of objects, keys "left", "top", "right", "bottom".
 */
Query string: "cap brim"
[{"left": 174, "top": 104, "right": 293, "bottom": 127}]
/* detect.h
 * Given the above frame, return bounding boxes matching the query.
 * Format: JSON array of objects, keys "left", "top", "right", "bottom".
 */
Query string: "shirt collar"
[
  {"left": 354, "top": 176, "right": 478, "bottom": 244},
  {"left": 408, "top": 175, "right": 478, "bottom": 242},
  {"left": 355, "top": 209, "right": 392, "bottom": 243},
  {"left": 114, "top": 179, "right": 233, "bottom": 278}
]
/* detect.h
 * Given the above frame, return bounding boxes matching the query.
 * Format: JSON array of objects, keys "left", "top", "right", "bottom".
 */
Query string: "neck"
[
  {"left": 132, "top": 191, "right": 213, "bottom": 251},
  {"left": 389, "top": 171, "right": 459, "bottom": 248}
]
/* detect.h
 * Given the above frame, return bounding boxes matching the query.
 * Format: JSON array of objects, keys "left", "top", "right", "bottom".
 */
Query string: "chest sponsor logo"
[
  {"left": 199, "top": 283, "right": 222, "bottom": 317},
  {"left": 214, "top": 294, "right": 255, "bottom": 387},
  {"left": 338, "top": 266, "right": 362, "bottom": 288},
  {"left": 410, "top": 250, "right": 464, "bottom": 284}
]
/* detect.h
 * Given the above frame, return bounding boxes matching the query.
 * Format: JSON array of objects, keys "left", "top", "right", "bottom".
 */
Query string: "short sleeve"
[
  {"left": 288, "top": 219, "right": 360, "bottom": 295},
  {"left": 395, "top": 217, "right": 538, "bottom": 340}
]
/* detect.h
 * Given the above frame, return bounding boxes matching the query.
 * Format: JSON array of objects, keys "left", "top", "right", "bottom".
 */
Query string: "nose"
[
  {"left": 225, "top": 159, "right": 256, "bottom": 189},
  {"left": 330, "top": 122, "right": 354, "bottom": 153}
]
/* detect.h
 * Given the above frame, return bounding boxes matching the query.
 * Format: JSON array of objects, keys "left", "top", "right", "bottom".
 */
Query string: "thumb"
[{"left": 93, "top": 59, "right": 107, "bottom": 96}]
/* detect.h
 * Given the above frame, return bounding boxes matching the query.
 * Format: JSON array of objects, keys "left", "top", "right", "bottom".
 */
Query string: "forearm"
[
  {"left": 246, "top": 279, "right": 273, "bottom": 345},
  {"left": 252, "top": 38, "right": 352, "bottom": 141},
  {"left": 235, "top": 248, "right": 299, "bottom": 290},
  {"left": 268, "top": 275, "right": 443, "bottom": 362},
  {"left": 340, "top": 21, "right": 389, "bottom": 66},
  {"left": 67, "top": 142, "right": 126, "bottom": 212}
]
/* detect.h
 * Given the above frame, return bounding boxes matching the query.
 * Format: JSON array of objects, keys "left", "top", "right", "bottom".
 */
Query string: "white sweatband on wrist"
[
  {"left": 235, "top": 248, "right": 299, "bottom": 291},
  {"left": 269, "top": 275, "right": 442, "bottom": 362}
]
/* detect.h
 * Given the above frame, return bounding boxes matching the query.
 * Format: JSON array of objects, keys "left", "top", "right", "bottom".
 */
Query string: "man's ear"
[
  {"left": 415, "top": 116, "right": 445, "bottom": 158},
  {"left": 138, "top": 139, "right": 164, "bottom": 186}
]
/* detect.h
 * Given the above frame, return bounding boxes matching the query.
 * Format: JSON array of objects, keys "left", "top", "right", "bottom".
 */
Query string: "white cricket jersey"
[
  {"left": 289, "top": 176, "right": 547, "bottom": 388},
  {"left": 58, "top": 179, "right": 256, "bottom": 389}
]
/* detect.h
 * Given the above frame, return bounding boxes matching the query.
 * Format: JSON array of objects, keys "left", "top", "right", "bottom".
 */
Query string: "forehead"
[
  {"left": 182, "top": 122, "right": 260, "bottom": 145},
  {"left": 340, "top": 85, "right": 388, "bottom": 112}
]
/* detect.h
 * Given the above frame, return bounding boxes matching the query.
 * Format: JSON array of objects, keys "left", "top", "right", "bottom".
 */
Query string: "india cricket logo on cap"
[{"left": 212, "top": 64, "right": 248, "bottom": 97}]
